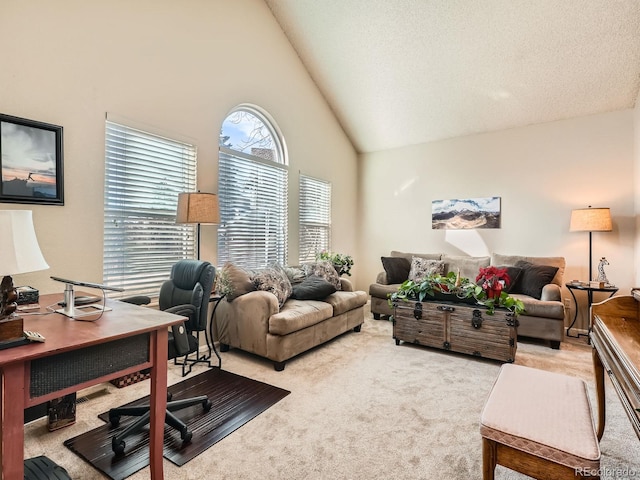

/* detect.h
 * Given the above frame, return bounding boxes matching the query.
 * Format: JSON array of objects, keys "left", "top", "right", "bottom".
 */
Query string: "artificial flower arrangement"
[
  {"left": 316, "top": 251, "right": 354, "bottom": 276},
  {"left": 388, "top": 267, "right": 525, "bottom": 316}
]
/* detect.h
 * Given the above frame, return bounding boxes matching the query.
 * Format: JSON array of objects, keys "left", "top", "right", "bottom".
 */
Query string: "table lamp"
[
  {"left": 569, "top": 206, "right": 612, "bottom": 281},
  {"left": 0, "top": 210, "right": 49, "bottom": 341},
  {"left": 176, "top": 192, "right": 220, "bottom": 260}
]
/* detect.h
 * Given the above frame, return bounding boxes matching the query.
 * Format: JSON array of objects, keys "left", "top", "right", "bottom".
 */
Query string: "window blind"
[
  {"left": 299, "top": 175, "right": 331, "bottom": 264},
  {"left": 103, "top": 120, "right": 197, "bottom": 297},
  {"left": 217, "top": 147, "right": 288, "bottom": 269}
]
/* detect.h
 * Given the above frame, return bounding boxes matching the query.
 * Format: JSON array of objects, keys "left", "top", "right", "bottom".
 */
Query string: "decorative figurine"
[
  {"left": 595, "top": 257, "right": 609, "bottom": 284},
  {"left": 0, "top": 276, "right": 18, "bottom": 319}
]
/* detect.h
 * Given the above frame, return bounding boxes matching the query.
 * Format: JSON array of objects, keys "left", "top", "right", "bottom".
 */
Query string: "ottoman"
[{"left": 480, "top": 364, "right": 601, "bottom": 479}]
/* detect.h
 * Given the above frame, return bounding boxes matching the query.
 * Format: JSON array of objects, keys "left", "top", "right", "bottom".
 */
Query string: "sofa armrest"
[
  {"left": 540, "top": 284, "right": 562, "bottom": 302},
  {"left": 340, "top": 277, "right": 355, "bottom": 292},
  {"left": 376, "top": 271, "right": 389, "bottom": 285},
  {"left": 212, "top": 290, "right": 279, "bottom": 356}
]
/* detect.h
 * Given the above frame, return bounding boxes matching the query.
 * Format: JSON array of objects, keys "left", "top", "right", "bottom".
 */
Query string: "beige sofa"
[
  {"left": 369, "top": 252, "right": 566, "bottom": 349},
  {"left": 213, "top": 274, "right": 367, "bottom": 371}
]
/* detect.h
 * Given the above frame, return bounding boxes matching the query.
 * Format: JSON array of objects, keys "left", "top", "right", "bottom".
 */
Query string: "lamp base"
[{"left": 0, "top": 315, "right": 24, "bottom": 342}]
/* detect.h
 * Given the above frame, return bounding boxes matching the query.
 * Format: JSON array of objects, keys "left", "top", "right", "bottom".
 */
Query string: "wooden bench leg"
[{"left": 482, "top": 437, "right": 496, "bottom": 480}]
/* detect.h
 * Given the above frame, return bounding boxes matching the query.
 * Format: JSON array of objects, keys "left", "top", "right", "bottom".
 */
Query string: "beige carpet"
[{"left": 25, "top": 306, "right": 640, "bottom": 479}]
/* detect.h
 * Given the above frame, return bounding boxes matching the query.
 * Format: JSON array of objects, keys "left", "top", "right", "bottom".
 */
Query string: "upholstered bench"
[{"left": 480, "top": 364, "right": 601, "bottom": 479}]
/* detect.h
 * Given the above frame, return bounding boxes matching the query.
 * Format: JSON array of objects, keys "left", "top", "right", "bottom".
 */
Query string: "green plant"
[
  {"left": 316, "top": 251, "right": 354, "bottom": 276},
  {"left": 388, "top": 271, "right": 525, "bottom": 316}
]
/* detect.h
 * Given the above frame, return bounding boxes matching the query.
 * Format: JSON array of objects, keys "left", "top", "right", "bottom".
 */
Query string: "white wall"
[
  {"left": 635, "top": 89, "right": 640, "bottom": 285},
  {"left": 358, "top": 110, "right": 636, "bottom": 329},
  {"left": 0, "top": 0, "right": 357, "bottom": 293}
]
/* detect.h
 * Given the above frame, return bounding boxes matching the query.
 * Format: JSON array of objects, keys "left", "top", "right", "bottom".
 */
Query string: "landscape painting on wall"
[
  {"left": 0, "top": 113, "right": 64, "bottom": 205},
  {"left": 432, "top": 197, "right": 501, "bottom": 229}
]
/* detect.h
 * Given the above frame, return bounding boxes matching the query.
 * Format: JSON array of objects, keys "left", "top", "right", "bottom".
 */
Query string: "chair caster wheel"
[
  {"left": 112, "top": 437, "right": 126, "bottom": 455},
  {"left": 181, "top": 430, "right": 193, "bottom": 443},
  {"left": 203, "top": 400, "right": 212, "bottom": 412},
  {"left": 109, "top": 414, "right": 121, "bottom": 427}
]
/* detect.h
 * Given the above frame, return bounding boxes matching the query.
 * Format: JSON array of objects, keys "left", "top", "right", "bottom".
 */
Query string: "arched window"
[{"left": 218, "top": 105, "right": 288, "bottom": 269}]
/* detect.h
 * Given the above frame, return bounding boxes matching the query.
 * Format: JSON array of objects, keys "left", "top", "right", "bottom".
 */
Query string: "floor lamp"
[
  {"left": 176, "top": 192, "right": 220, "bottom": 260},
  {"left": 569, "top": 206, "right": 612, "bottom": 281}
]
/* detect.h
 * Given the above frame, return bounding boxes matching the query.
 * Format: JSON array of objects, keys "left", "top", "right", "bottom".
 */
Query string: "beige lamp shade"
[
  {"left": 569, "top": 207, "right": 612, "bottom": 232},
  {"left": 176, "top": 192, "right": 220, "bottom": 225},
  {"left": 0, "top": 210, "right": 49, "bottom": 276}
]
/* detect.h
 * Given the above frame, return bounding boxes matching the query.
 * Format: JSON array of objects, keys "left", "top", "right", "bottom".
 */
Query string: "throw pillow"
[
  {"left": 302, "top": 261, "right": 342, "bottom": 290},
  {"left": 218, "top": 262, "right": 255, "bottom": 301},
  {"left": 290, "top": 275, "right": 337, "bottom": 300},
  {"left": 252, "top": 264, "right": 293, "bottom": 308},
  {"left": 283, "top": 265, "right": 307, "bottom": 285},
  {"left": 493, "top": 265, "right": 523, "bottom": 293},
  {"left": 408, "top": 257, "right": 445, "bottom": 283},
  {"left": 513, "top": 261, "right": 559, "bottom": 299},
  {"left": 381, "top": 256, "right": 411, "bottom": 284}
]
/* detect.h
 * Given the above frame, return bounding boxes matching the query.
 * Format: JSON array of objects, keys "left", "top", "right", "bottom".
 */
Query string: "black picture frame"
[{"left": 0, "top": 113, "right": 64, "bottom": 205}]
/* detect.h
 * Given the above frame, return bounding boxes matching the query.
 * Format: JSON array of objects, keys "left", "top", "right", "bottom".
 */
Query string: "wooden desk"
[
  {"left": 590, "top": 294, "right": 640, "bottom": 441},
  {"left": 0, "top": 293, "right": 186, "bottom": 479}
]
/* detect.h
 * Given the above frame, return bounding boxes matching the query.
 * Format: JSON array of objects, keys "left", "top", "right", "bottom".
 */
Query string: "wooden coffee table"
[{"left": 393, "top": 299, "right": 518, "bottom": 362}]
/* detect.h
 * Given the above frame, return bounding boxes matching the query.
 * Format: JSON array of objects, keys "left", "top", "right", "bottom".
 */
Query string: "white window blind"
[
  {"left": 103, "top": 119, "right": 197, "bottom": 297},
  {"left": 299, "top": 175, "right": 331, "bottom": 264},
  {"left": 217, "top": 147, "right": 288, "bottom": 269}
]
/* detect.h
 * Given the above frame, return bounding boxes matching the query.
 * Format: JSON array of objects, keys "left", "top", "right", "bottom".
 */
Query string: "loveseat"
[
  {"left": 369, "top": 252, "right": 566, "bottom": 349},
  {"left": 212, "top": 262, "right": 367, "bottom": 371}
]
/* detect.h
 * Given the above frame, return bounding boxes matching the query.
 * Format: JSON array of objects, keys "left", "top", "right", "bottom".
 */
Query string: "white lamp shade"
[
  {"left": 569, "top": 207, "right": 612, "bottom": 232},
  {"left": 0, "top": 210, "right": 49, "bottom": 276},
  {"left": 176, "top": 192, "right": 220, "bottom": 225}
]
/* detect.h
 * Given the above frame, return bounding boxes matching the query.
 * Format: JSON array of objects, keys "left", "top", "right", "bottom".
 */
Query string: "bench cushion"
[{"left": 480, "top": 364, "right": 600, "bottom": 469}]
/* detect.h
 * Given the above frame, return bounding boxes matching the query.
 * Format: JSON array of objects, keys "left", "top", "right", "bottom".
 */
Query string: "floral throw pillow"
[
  {"left": 252, "top": 265, "right": 293, "bottom": 308},
  {"left": 408, "top": 257, "right": 445, "bottom": 283},
  {"left": 302, "top": 260, "right": 341, "bottom": 291}
]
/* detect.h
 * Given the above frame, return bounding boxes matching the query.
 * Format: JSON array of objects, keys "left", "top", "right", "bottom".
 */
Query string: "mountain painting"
[{"left": 432, "top": 197, "right": 501, "bottom": 229}]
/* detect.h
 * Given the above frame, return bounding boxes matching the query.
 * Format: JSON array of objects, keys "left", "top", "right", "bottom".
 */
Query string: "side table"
[
  {"left": 565, "top": 283, "right": 618, "bottom": 341},
  {"left": 208, "top": 294, "right": 226, "bottom": 368}
]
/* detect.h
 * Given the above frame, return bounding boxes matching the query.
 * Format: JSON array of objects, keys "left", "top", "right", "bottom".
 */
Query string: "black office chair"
[{"left": 108, "top": 259, "right": 216, "bottom": 455}]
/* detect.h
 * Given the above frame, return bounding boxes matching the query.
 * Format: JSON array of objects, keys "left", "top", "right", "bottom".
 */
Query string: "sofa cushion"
[
  {"left": 253, "top": 265, "right": 293, "bottom": 308},
  {"left": 408, "top": 257, "right": 445, "bottom": 282},
  {"left": 323, "top": 290, "right": 368, "bottom": 316},
  {"left": 269, "top": 299, "right": 334, "bottom": 335},
  {"left": 302, "top": 260, "right": 342, "bottom": 290},
  {"left": 513, "top": 261, "right": 559, "bottom": 300},
  {"left": 291, "top": 275, "right": 337, "bottom": 300},
  {"left": 491, "top": 253, "right": 565, "bottom": 286},
  {"left": 283, "top": 265, "right": 307, "bottom": 285},
  {"left": 219, "top": 262, "right": 256, "bottom": 301},
  {"left": 381, "top": 256, "right": 411, "bottom": 284},
  {"left": 442, "top": 254, "right": 490, "bottom": 279},
  {"left": 390, "top": 251, "right": 441, "bottom": 262}
]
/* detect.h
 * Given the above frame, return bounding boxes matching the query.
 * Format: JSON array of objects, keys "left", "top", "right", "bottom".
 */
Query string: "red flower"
[{"left": 476, "top": 267, "right": 511, "bottom": 293}]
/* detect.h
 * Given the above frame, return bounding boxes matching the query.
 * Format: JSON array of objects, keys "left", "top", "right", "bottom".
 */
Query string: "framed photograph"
[
  {"left": 432, "top": 196, "right": 501, "bottom": 229},
  {"left": 0, "top": 113, "right": 64, "bottom": 205}
]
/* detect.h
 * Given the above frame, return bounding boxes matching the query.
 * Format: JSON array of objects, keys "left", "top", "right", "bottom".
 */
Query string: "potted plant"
[
  {"left": 389, "top": 269, "right": 525, "bottom": 315},
  {"left": 316, "top": 251, "right": 354, "bottom": 276}
]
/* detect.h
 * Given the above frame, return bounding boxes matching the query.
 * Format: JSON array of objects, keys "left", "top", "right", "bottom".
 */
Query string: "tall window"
[
  {"left": 103, "top": 118, "right": 197, "bottom": 297},
  {"left": 218, "top": 105, "right": 288, "bottom": 269},
  {"left": 299, "top": 175, "right": 331, "bottom": 264}
]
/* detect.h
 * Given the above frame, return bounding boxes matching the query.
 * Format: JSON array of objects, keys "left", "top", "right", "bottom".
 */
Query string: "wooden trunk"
[{"left": 393, "top": 300, "right": 517, "bottom": 362}]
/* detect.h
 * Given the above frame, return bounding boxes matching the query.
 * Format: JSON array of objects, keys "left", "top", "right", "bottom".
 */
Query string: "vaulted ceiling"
[{"left": 264, "top": 0, "right": 640, "bottom": 153}]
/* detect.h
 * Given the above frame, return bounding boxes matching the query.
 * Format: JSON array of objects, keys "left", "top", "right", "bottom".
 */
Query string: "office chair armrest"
[
  {"left": 166, "top": 304, "right": 197, "bottom": 357},
  {"left": 120, "top": 295, "right": 152, "bottom": 306}
]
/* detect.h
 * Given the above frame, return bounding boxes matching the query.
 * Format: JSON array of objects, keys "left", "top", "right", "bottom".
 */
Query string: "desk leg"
[
  {"left": 592, "top": 347, "right": 605, "bottom": 441},
  {"left": 149, "top": 329, "right": 168, "bottom": 479},
  {"left": 1, "top": 362, "right": 25, "bottom": 479}
]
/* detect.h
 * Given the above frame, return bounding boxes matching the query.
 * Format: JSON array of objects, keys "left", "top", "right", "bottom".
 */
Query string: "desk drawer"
[{"left": 30, "top": 334, "right": 149, "bottom": 399}]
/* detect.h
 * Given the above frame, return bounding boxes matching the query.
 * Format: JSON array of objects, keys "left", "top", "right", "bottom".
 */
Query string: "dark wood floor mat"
[{"left": 64, "top": 368, "right": 290, "bottom": 480}]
